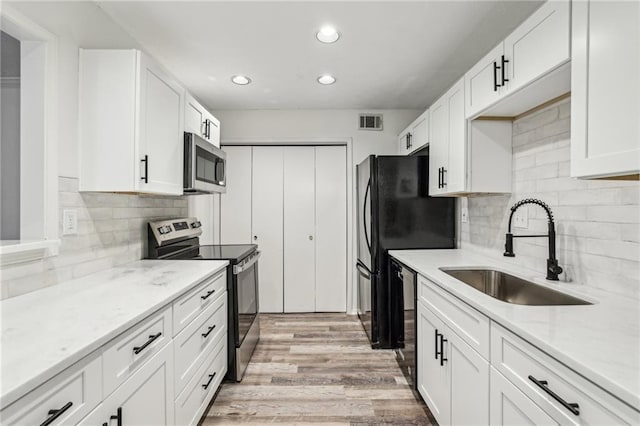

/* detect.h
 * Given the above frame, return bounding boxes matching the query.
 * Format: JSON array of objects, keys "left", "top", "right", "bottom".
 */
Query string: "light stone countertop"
[
  {"left": 0, "top": 259, "right": 228, "bottom": 409},
  {"left": 389, "top": 248, "right": 640, "bottom": 412}
]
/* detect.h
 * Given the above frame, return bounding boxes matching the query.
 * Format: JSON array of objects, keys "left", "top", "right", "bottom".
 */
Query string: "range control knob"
[{"left": 191, "top": 221, "right": 202, "bottom": 229}]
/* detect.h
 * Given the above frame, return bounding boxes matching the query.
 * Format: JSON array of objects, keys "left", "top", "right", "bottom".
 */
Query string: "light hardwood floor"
[{"left": 202, "top": 313, "right": 436, "bottom": 425}]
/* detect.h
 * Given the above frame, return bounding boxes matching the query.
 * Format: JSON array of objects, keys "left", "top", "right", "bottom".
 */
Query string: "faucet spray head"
[{"left": 504, "top": 233, "right": 515, "bottom": 257}]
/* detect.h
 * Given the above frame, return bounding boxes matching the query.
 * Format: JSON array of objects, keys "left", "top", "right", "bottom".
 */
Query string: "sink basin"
[{"left": 440, "top": 268, "right": 592, "bottom": 306}]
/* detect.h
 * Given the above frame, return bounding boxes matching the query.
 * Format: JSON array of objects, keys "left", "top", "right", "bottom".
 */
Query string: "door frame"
[{"left": 221, "top": 138, "right": 355, "bottom": 314}]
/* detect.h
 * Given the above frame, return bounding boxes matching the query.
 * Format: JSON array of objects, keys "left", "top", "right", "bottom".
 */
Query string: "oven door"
[
  {"left": 184, "top": 132, "right": 226, "bottom": 194},
  {"left": 233, "top": 251, "right": 260, "bottom": 346}
]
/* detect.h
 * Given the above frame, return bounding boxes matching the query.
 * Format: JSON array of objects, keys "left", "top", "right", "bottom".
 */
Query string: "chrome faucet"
[{"left": 504, "top": 199, "right": 563, "bottom": 281}]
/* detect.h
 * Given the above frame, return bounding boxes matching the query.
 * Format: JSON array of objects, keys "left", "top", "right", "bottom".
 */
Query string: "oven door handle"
[{"left": 233, "top": 251, "right": 261, "bottom": 275}]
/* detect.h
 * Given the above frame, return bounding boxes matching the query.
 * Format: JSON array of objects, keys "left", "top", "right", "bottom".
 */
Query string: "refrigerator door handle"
[
  {"left": 356, "top": 260, "right": 372, "bottom": 280},
  {"left": 363, "top": 179, "right": 372, "bottom": 254}
]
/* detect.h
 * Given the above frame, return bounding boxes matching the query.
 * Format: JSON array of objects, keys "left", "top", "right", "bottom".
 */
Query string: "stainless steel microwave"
[{"left": 184, "top": 132, "right": 226, "bottom": 194}]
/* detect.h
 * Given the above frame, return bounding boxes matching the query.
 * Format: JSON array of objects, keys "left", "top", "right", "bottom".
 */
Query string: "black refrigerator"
[{"left": 356, "top": 155, "right": 455, "bottom": 349}]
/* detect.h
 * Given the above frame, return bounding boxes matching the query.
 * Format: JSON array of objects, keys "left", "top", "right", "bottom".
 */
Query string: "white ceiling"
[{"left": 90, "top": 2, "right": 544, "bottom": 110}]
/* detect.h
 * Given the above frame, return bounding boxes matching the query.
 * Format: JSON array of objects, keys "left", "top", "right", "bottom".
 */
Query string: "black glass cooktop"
[{"left": 195, "top": 244, "right": 257, "bottom": 263}]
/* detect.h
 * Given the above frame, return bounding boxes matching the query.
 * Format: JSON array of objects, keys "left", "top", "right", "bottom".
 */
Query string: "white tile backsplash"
[
  {"left": 0, "top": 177, "right": 187, "bottom": 300},
  {"left": 461, "top": 98, "right": 640, "bottom": 299}
]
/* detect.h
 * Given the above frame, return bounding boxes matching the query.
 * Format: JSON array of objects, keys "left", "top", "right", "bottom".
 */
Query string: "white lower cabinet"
[
  {"left": 490, "top": 366, "right": 557, "bottom": 425},
  {"left": 0, "top": 355, "right": 102, "bottom": 426},
  {"left": 417, "top": 274, "right": 640, "bottom": 426},
  {"left": 79, "top": 342, "right": 175, "bottom": 426},
  {"left": 417, "top": 299, "right": 489, "bottom": 426}
]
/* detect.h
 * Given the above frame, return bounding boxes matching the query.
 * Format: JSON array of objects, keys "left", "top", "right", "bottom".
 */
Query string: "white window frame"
[{"left": 0, "top": 5, "right": 59, "bottom": 265}]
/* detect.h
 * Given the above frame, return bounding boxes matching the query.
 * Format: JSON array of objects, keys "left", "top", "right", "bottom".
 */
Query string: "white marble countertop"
[
  {"left": 389, "top": 248, "right": 640, "bottom": 412},
  {"left": 0, "top": 259, "right": 228, "bottom": 409}
]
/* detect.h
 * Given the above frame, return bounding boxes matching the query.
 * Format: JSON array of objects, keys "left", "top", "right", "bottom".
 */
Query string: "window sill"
[{"left": 0, "top": 240, "right": 60, "bottom": 266}]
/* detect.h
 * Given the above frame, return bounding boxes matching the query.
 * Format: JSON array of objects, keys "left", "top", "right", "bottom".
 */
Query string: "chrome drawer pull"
[
  {"left": 202, "top": 372, "right": 217, "bottom": 390},
  {"left": 133, "top": 332, "right": 162, "bottom": 355},
  {"left": 202, "top": 325, "right": 216, "bottom": 339},
  {"left": 40, "top": 401, "right": 73, "bottom": 426},
  {"left": 528, "top": 375, "right": 580, "bottom": 416},
  {"left": 201, "top": 289, "right": 216, "bottom": 300}
]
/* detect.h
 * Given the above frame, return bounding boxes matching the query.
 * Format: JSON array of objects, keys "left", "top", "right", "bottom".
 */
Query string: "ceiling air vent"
[{"left": 359, "top": 114, "right": 383, "bottom": 131}]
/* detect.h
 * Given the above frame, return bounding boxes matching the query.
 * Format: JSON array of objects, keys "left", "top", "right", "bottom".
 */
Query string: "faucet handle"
[
  {"left": 546, "top": 259, "right": 563, "bottom": 281},
  {"left": 504, "top": 233, "right": 515, "bottom": 257}
]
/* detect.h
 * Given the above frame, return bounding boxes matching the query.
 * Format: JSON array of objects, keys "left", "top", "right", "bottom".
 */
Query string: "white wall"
[
  {"left": 210, "top": 109, "right": 421, "bottom": 313},
  {"left": 460, "top": 97, "right": 640, "bottom": 300}
]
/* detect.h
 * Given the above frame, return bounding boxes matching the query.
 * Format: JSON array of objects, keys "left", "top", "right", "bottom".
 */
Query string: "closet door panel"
[
  {"left": 283, "top": 146, "right": 316, "bottom": 313},
  {"left": 315, "top": 146, "right": 347, "bottom": 312},
  {"left": 220, "top": 146, "right": 252, "bottom": 244},
  {"left": 252, "top": 146, "right": 284, "bottom": 313}
]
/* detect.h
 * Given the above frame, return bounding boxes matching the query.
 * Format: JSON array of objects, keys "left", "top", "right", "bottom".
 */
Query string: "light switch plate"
[
  {"left": 513, "top": 207, "right": 528, "bottom": 229},
  {"left": 63, "top": 209, "right": 78, "bottom": 235}
]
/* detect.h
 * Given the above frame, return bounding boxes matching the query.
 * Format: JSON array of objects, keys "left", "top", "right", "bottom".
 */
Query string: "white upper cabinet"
[
  {"left": 465, "top": 1, "right": 570, "bottom": 118},
  {"left": 465, "top": 44, "right": 505, "bottom": 119},
  {"left": 397, "top": 109, "right": 429, "bottom": 155},
  {"left": 571, "top": 0, "right": 640, "bottom": 179},
  {"left": 185, "top": 93, "right": 220, "bottom": 148},
  {"left": 79, "top": 49, "right": 185, "bottom": 195},
  {"left": 430, "top": 78, "right": 512, "bottom": 197},
  {"left": 503, "top": 0, "right": 570, "bottom": 94}
]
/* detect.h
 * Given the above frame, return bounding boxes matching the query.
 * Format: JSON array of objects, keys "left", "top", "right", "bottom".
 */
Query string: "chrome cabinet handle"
[
  {"left": 40, "top": 401, "right": 73, "bottom": 426},
  {"left": 528, "top": 375, "right": 580, "bottom": 416}
]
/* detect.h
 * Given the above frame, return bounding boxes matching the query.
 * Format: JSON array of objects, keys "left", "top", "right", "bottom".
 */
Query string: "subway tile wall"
[
  {"left": 460, "top": 98, "right": 640, "bottom": 299},
  {"left": 0, "top": 177, "right": 187, "bottom": 300}
]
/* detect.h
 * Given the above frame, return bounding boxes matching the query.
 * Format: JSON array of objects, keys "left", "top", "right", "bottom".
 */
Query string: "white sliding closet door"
[
  {"left": 283, "top": 146, "right": 316, "bottom": 313},
  {"left": 252, "top": 146, "right": 284, "bottom": 313},
  {"left": 220, "top": 146, "right": 252, "bottom": 244},
  {"left": 315, "top": 146, "right": 347, "bottom": 312}
]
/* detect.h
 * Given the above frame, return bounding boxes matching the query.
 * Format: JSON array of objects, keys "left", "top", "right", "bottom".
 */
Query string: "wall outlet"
[
  {"left": 513, "top": 207, "right": 529, "bottom": 229},
  {"left": 63, "top": 209, "right": 78, "bottom": 235},
  {"left": 461, "top": 207, "right": 469, "bottom": 223}
]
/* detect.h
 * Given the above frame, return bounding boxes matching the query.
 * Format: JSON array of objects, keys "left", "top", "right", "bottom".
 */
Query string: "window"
[{"left": 0, "top": 6, "right": 58, "bottom": 264}]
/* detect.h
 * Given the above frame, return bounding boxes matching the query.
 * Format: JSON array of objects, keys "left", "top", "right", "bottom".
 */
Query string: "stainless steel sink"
[{"left": 440, "top": 268, "right": 592, "bottom": 306}]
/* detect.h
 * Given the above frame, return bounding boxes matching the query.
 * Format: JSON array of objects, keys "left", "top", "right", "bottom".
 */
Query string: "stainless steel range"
[{"left": 146, "top": 217, "right": 260, "bottom": 382}]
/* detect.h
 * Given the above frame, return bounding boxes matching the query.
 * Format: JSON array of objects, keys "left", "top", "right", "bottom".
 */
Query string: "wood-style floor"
[{"left": 202, "top": 313, "right": 436, "bottom": 425}]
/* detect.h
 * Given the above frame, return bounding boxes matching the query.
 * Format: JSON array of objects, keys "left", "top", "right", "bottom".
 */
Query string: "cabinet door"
[
  {"left": 185, "top": 93, "right": 205, "bottom": 137},
  {"left": 220, "top": 146, "right": 253, "bottom": 244},
  {"left": 283, "top": 146, "right": 316, "bottom": 313},
  {"left": 571, "top": 0, "right": 640, "bottom": 178},
  {"left": 252, "top": 146, "right": 284, "bottom": 313},
  {"left": 79, "top": 343, "right": 174, "bottom": 426},
  {"left": 398, "top": 130, "right": 410, "bottom": 155},
  {"left": 205, "top": 114, "right": 221, "bottom": 148},
  {"left": 315, "top": 146, "right": 347, "bottom": 312},
  {"left": 465, "top": 43, "right": 505, "bottom": 118},
  {"left": 428, "top": 95, "right": 448, "bottom": 196},
  {"left": 137, "top": 52, "right": 185, "bottom": 195},
  {"left": 504, "top": 1, "right": 570, "bottom": 94},
  {"left": 448, "top": 326, "right": 490, "bottom": 426},
  {"left": 411, "top": 110, "right": 429, "bottom": 153},
  {"left": 417, "top": 302, "right": 449, "bottom": 425},
  {"left": 490, "top": 367, "right": 558, "bottom": 426},
  {"left": 445, "top": 78, "right": 466, "bottom": 194}
]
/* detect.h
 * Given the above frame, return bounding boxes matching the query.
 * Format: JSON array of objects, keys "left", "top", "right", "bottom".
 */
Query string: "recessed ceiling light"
[
  {"left": 316, "top": 25, "right": 340, "bottom": 43},
  {"left": 317, "top": 75, "right": 336, "bottom": 85},
  {"left": 231, "top": 75, "right": 251, "bottom": 85}
]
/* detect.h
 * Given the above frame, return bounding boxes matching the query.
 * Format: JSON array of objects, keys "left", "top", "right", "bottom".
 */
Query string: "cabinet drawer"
[
  {"left": 103, "top": 305, "right": 172, "bottom": 396},
  {"left": 175, "top": 337, "right": 227, "bottom": 426},
  {"left": 173, "top": 270, "right": 226, "bottom": 336},
  {"left": 174, "top": 291, "right": 227, "bottom": 395},
  {"left": 418, "top": 275, "right": 490, "bottom": 359},
  {"left": 491, "top": 323, "right": 639, "bottom": 424},
  {"left": 0, "top": 354, "right": 102, "bottom": 426}
]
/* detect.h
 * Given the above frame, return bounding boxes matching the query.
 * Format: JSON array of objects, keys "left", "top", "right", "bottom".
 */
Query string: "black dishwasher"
[{"left": 390, "top": 257, "right": 417, "bottom": 389}]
